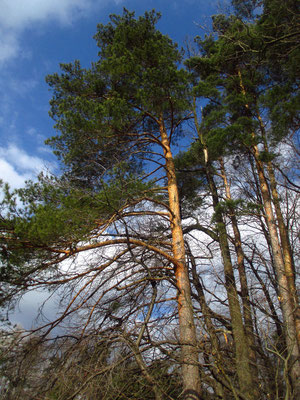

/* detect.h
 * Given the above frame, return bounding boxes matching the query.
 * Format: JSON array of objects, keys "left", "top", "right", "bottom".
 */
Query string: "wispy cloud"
[
  {"left": 0, "top": 144, "right": 51, "bottom": 188},
  {"left": 0, "top": 0, "right": 120, "bottom": 65},
  {"left": 0, "top": 31, "right": 20, "bottom": 63}
]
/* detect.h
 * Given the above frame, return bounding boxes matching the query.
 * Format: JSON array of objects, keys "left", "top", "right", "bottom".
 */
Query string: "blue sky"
[{"left": 0, "top": 0, "right": 222, "bottom": 191}]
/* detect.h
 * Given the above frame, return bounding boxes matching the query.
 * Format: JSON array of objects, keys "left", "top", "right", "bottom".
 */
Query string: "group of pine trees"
[{"left": 0, "top": 0, "right": 299, "bottom": 399}]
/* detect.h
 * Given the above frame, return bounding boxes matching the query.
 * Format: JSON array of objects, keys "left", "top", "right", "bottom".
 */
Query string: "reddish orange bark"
[{"left": 159, "top": 116, "right": 202, "bottom": 399}]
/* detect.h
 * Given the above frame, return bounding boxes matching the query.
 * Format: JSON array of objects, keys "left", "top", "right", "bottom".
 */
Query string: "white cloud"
[
  {"left": 9, "top": 289, "right": 59, "bottom": 330},
  {"left": 0, "top": 0, "right": 118, "bottom": 65},
  {"left": 0, "top": 144, "right": 48, "bottom": 188},
  {"left": 1, "top": 144, "right": 45, "bottom": 171},
  {"left": 0, "top": 31, "right": 20, "bottom": 63},
  {"left": 26, "top": 127, "right": 38, "bottom": 136},
  {"left": 0, "top": 158, "right": 31, "bottom": 188},
  {"left": 0, "top": 0, "right": 90, "bottom": 29}
]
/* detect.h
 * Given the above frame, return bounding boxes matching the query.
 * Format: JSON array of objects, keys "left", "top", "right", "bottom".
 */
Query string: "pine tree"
[
  {"left": 186, "top": 2, "right": 300, "bottom": 396},
  {"left": 0, "top": 10, "right": 201, "bottom": 398}
]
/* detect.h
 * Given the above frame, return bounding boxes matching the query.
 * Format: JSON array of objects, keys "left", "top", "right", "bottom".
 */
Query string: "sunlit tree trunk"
[
  {"left": 252, "top": 146, "right": 300, "bottom": 397},
  {"left": 262, "top": 139, "right": 300, "bottom": 353},
  {"left": 159, "top": 116, "right": 202, "bottom": 399},
  {"left": 237, "top": 70, "right": 300, "bottom": 396}
]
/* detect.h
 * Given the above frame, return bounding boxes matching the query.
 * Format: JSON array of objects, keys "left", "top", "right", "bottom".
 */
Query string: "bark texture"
[{"left": 159, "top": 117, "right": 202, "bottom": 399}]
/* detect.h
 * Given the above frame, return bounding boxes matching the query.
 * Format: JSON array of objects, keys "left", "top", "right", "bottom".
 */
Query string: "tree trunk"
[
  {"left": 159, "top": 116, "right": 202, "bottom": 400},
  {"left": 266, "top": 154, "right": 300, "bottom": 353},
  {"left": 220, "top": 158, "right": 259, "bottom": 390},
  {"left": 192, "top": 105, "right": 255, "bottom": 399},
  {"left": 252, "top": 149, "right": 300, "bottom": 397},
  {"left": 237, "top": 70, "right": 300, "bottom": 397},
  {"left": 206, "top": 166, "right": 254, "bottom": 399},
  {"left": 257, "top": 109, "right": 300, "bottom": 354}
]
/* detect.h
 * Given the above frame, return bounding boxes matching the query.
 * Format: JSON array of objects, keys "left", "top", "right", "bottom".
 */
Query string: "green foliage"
[
  {"left": 2, "top": 7, "right": 191, "bottom": 284},
  {"left": 1, "top": 171, "right": 154, "bottom": 246},
  {"left": 211, "top": 198, "right": 263, "bottom": 223},
  {"left": 257, "top": 0, "right": 300, "bottom": 136},
  {"left": 231, "top": 0, "right": 261, "bottom": 19},
  {"left": 0, "top": 9, "right": 193, "bottom": 312},
  {"left": 0, "top": 168, "right": 155, "bottom": 301},
  {"left": 46, "top": 9, "right": 190, "bottom": 188},
  {"left": 175, "top": 154, "right": 205, "bottom": 214},
  {"left": 186, "top": 0, "right": 299, "bottom": 157}
]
